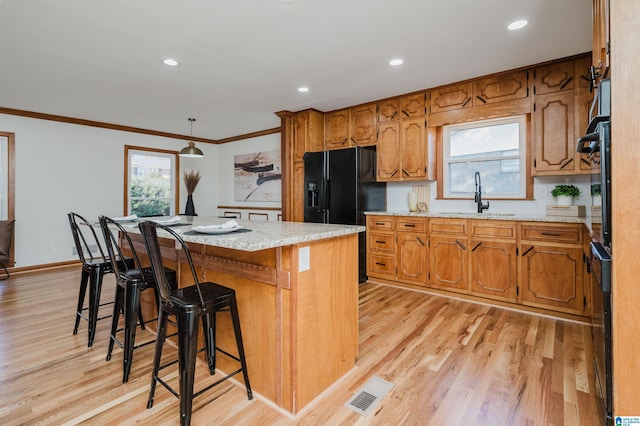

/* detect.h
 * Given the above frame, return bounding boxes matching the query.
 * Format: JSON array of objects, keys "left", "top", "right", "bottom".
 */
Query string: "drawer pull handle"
[
  {"left": 403, "top": 224, "right": 416, "bottom": 228},
  {"left": 375, "top": 240, "right": 386, "bottom": 244},
  {"left": 374, "top": 222, "right": 386, "bottom": 226},
  {"left": 541, "top": 232, "right": 561, "bottom": 236},
  {"left": 375, "top": 262, "right": 386, "bottom": 266},
  {"left": 455, "top": 240, "right": 467, "bottom": 250},
  {"left": 522, "top": 246, "right": 534, "bottom": 256}
]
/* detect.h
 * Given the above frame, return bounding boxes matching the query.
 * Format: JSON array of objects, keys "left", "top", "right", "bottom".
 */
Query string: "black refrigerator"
[{"left": 303, "top": 146, "right": 386, "bottom": 282}]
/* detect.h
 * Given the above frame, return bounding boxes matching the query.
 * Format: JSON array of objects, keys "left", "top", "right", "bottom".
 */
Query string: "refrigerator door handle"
[{"left": 326, "top": 179, "right": 330, "bottom": 211}]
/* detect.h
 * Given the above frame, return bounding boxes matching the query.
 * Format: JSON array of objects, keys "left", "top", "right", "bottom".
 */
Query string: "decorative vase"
[
  {"left": 557, "top": 195, "right": 573, "bottom": 206},
  {"left": 408, "top": 191, "right": 418, "bottom": 212},
  {"left": 184, "top": 194, "right": 197, "bottom": 216}
]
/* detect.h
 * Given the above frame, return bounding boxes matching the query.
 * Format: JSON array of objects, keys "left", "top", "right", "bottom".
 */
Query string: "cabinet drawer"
[
  {"left": 520, "top": 223, "right": 583, "bottom": 244},
  {"left": 397, "top": 218, "right": 426, "bottom": 233},
  {"left": 471, "top": 220, "right": 516, "bottom": 240},
  {"left": 368, "top": 232, "right": 395, "bottom": 253},
  {"left": 367, "top": 216, "right": 395, "bottom": 231},
  {"left": 367, "top": 254, "right": 396, "bottom": 279},
  {"left": 429, "top": 218, "right": 468, "bottom": 236}
]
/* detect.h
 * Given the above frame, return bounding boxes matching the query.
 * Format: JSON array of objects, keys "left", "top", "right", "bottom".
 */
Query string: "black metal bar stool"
[
  {"left": 99, "top": 216, "right": 177, "bottom": 383},
  {"left": 139, "top": 221, "right": 252, "bottom": 426},
  {"left": 68, "top": 212, "right": 132, "bottom": 347}
]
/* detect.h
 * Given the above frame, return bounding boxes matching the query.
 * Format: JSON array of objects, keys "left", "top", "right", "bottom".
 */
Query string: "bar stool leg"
[
  {"left": 147, "top": 309, "right": 168, "bottom": 409},
  {"left": 202, "top": 311, "right": 216, "bottom": 375},
  {"left": 177, "top": 309, "right": 200, "bottom": 426},
  {"left": 73, "top": 269, "right": 90, "bottom": 335},
  {"left": 229, "top": 295, "right": 253, "bottom": 399},
  {"left": 123, "top": 281, "right": 142, "bottom": 383},
  {"left": 106, "top": 284, "right": 124, "bottom": 361},
  {"left": 87, "top": 266, "right": 103, "bottom": 347}
]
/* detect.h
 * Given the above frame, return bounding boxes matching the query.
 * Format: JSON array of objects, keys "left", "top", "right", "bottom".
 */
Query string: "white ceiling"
[{"left": 0, "top": 0, "right": 592, "bottom": 142}]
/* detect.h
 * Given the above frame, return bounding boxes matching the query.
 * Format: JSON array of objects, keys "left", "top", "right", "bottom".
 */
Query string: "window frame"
[
  {"left": 124, "top": 145, "right": 180, "bottom": 216},
  {"left": 440, "top": 115, "right": 532, "bottom": 200},
  {"left": 0, "top": 131, "right": 15, "bottom": 266}
]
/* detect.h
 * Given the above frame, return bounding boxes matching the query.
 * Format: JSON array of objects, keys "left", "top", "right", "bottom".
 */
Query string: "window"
[
  {"left": 125, "top": 146, "right": 179, "bottom": 216},
  {"left": 443, "top": 115, "right": 527, "bottom": 199}
]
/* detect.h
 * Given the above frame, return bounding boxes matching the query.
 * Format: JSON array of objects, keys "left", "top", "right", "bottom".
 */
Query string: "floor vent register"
[{"left": 344, "top": 376, "right": 394, "bottom": 416}]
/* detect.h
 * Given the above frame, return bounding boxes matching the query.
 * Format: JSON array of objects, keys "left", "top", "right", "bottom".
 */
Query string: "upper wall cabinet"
[
  {"left": 473, "top": 71, "right": 529, "bottom": 105},
  {"left": 430, "top": 83, "right": 473, "bottom": 113},
  {"left": 532, "top": 55, "right": 594, "bottom": 176},
  {"left": 533, "top": 61, "right": 575, "bottom": 95},
  {"left": 349, "top": 103, "right": 378, "bottom": 146},
  {"left": 293, "top": 109, "right": 324, "bottom": 161},
  {"left": 325, "top": 109, "right": 350, "bottom": 150},
  {"left": 430, "top": 71, "right": 528, "bottom": 113},
  {"left": 378, "top": 93, "right": 427, "bottom": 122},
  {"left": 325, "top": 103, "right": 378, "bottom": 150}
]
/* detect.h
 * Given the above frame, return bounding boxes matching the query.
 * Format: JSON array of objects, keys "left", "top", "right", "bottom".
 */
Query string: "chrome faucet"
[{"left": 474, "top": 171, "right": 489, "bottom": 213}]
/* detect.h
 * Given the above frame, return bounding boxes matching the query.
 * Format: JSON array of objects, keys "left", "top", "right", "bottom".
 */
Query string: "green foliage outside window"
[{"left": 130, "top": 173, "right": 170, "bottom": 217}]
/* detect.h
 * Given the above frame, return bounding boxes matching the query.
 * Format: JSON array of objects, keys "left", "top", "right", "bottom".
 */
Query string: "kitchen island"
[{"left": 120, "top": 217, "right": 364, "bottom": 414}]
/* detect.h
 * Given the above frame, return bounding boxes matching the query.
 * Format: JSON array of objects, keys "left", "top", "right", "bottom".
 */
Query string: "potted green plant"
[
  {"left": 591, "top": 183, "right": 602, "bottom": 206},
  {"left": 551, "top": 184, "right": 580, "bottom": 206}
]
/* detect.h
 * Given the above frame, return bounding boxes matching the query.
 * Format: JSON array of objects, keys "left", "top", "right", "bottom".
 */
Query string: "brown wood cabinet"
[
  {"left": 349, "top": 103, "right": 377, "bottom": 146},
  {"left": 519, "top": 223, "right": 586, "bottom": 315},
  {"left": 365, "top": 215, "right": 590, "bottom": 319},
  {"left": 396, "top": 218, "right": 428, "bottom": 285},
  {"left": 428, "top": 218, "right": 468, "bottom": 293},
  {"left": 366, "top": 216, "right": 396, "bottom": 281},
  {"left": 430, "top": 71, "right": 528, "bottom": 114},
  {"left": 324, "top": 109, "right": 350, "bottom": 150},
  {"left": 532, "top": 83, "right": 594, "bottom": 175},
  {"left": 377, "top": 117, "right": 432, "bottom": 181},
  {"left": 293, "top": 109, "right": 324, "bottom": 161},
  {"left": 469, "top": 220, "right": 517, "bottom": 302},
  {"left": 473, "top": 71, "right": 529, "bottom": 106},
  {"left": 533, "top": 61, "right": 576, "bottom": 95},
  {"left": 430, "top": 83, "right": 473, "bottom": 113}
]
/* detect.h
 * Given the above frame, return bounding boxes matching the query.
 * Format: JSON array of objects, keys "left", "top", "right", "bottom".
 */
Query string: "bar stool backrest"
[
  {"left": 99, "top": 216, "right": 141, "bottom": 278},
  {"left": 68, "top": 212, "right": 108, "bottom": 267},
  {"left": 138, "top": 221, "right": 205, "bottom": 308}
]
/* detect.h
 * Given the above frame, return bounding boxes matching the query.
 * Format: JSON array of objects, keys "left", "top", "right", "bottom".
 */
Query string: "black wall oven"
[{"left": 578, "top": 78, "right": 612, "bottom": 423}]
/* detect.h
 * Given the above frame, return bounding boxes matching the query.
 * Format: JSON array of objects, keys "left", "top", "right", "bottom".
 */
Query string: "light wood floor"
[{"left": 0, "top": 268, "right": 604, "bottom": 425}]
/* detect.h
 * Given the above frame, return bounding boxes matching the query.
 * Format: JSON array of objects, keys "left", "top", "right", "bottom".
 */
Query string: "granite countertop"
[
  {"left": 119, "top": 217, "right": 365, "bottom": 252},
  {"left": 366, "top": 210, "right": 587, "bottom": 224}
]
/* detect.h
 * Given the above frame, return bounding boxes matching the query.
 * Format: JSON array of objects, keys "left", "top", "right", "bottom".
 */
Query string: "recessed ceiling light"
[
  {"left": 389, "top": 59, "right": 404, "bottom": 66},
  {"left": 508, "top": 20, "right": 528, "bottom": 30},
  {"left": 163, "top": 58, "right": 179, "bottom": 66},
  {"left": 298, "top": 87, "right": 309, "bottom": 93}
]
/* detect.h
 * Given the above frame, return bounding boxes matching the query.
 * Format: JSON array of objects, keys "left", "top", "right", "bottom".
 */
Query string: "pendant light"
[{"left": 179, "top": 118, "right": 204, "bottom": 158}]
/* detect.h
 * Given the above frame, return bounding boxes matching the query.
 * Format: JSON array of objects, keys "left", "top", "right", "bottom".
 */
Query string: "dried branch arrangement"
[{"left": 183, "top": 170, "right": 201, "bottom": 195}]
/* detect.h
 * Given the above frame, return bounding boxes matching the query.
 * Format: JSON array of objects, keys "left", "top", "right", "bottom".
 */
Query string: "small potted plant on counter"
[
  {"left": 551, "top": 184, "right": 580, "bottom": 206},
  {"left": 591, "top": 183, "right": 602, "bottom": 206}
]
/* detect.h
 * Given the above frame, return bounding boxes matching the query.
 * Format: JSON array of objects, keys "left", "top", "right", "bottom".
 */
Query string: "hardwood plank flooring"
[{"left": 0, "top": 268, "right": 604, "bottom": 425}]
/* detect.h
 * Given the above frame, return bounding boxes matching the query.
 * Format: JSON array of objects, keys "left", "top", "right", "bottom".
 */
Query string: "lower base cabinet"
[
  {"left": 469, "top": 240, "right": 518, "bottom": 302},
  {"left": 519, "top": 244, "right": 585, "bottom": 314},
  {"left": 366, "top": 216, "right": 589, "bottom": 318}
]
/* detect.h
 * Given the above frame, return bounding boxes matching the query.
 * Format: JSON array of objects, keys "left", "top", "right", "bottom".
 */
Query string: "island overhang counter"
[{"left": 120, "top": 218, "right": 364, "bottom": 414}]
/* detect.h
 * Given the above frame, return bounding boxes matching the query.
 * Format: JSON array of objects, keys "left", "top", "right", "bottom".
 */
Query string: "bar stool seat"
[
  {"left": 139, "top": 220, "right": 252, "bottom": 426},
  {"left": 99, "top": 215, "right": 177, "bottom": 383}
]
